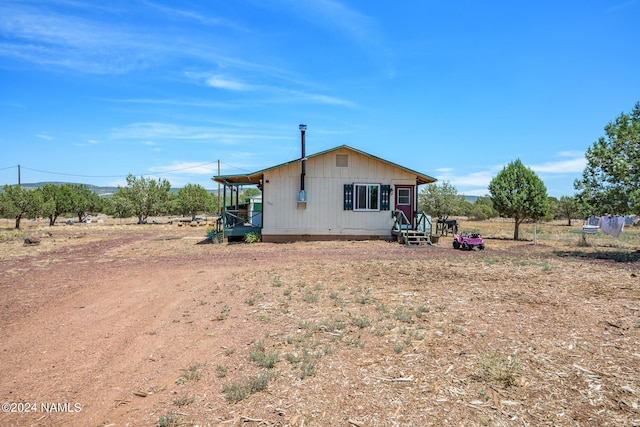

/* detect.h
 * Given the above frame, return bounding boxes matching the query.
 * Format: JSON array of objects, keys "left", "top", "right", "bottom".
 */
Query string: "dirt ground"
[{"left": 0, "top": 218, "right": 639, "bottom": 427}]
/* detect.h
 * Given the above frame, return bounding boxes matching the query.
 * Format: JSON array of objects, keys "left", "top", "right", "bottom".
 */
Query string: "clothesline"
[{"left": 584, "top": 215, "right": 636, "bottom": 238}]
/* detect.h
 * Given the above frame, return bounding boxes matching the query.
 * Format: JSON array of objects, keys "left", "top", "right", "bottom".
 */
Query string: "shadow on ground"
[{"left": 552, "top": 249, "right": 640, "bottom": 264}]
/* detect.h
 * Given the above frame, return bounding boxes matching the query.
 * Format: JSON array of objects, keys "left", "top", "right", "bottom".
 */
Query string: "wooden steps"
[{"left": 395, "top": 230, "right": 431, "bottom": 246}]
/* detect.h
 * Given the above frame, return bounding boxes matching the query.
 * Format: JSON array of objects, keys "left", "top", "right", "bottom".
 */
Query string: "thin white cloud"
[
  {"left": 110, "top": 122, "right": 285, "bottom": 145},
  {"left": 556, "top": 150, "right": 585, "bottom": 158},
  {"left": 435, "top": 152, "right": 587, "bottom": 197},
  {"left": 110, "top": 122, "right": 186, "bottom": 140},
  {"left": 36, "top": 133, "right": 54, "bottom": 140},
  {"left": 0, "top": 2, "right": 254, "bottom": 75},
  {"left": 112, "top": 97, "right": 231, "bottom": 108},
  {"left": 142, "top": 0, "right": 245, "bottom": 30},
  {"left": 285, "top": 90, "right": 356, "bottom": 107},
  {"left": 73, "top": 139, "right": 98, "bottom": 147},
  {"left": 206, "top": 75, "right": 253, "bottom": 91},
  {"left": 284, "top": 0, "right": 384, "bottom": 53},
  {"left": 0, "top": 3, "right": 157, "bottom": 73},
  {"left": 180, "top": 71, "right": 356, "bottom": 108},
  {"left": 276, "top": 0, "right": 393, "bottom": 76},
  {"left": 185, "top": 71, "right": 356, "bottom": 107},
  {"left": 436, "top": 167, "right": 497, "bottom": 189},
  {"left": 530, "top": 157, "right": 586, "bottom": 174}
]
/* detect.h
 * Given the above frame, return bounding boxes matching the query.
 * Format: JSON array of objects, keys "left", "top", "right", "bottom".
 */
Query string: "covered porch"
[{"left": 212, "top": 173, "right": 263, "bottom": 243}]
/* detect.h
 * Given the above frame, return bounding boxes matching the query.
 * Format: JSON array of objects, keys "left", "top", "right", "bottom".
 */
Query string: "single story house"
[{"left": 212, "top": 144, "right": 437, "bottom": 243}]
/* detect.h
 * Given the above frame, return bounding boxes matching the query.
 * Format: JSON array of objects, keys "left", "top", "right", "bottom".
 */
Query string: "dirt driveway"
[{"left": 1, "top": 222, "right": 639, "bottom": 426}]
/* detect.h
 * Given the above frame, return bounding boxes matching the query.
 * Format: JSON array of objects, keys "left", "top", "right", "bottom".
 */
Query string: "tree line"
[
  {"left": 419, "top": 181, "right": 580, "bottom": 224},
  {"left": 0, "top": 174, "right": 256, "bottom": 229}
]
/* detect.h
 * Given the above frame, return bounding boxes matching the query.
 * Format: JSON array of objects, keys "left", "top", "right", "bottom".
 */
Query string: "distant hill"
[{"left": 9, "top": 182, "right": 218, "bottom": 197}]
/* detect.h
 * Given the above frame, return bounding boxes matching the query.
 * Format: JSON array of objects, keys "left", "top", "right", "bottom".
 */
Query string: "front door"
[{"left": 395, "top": 185, "right": 414, "bottom": 228}]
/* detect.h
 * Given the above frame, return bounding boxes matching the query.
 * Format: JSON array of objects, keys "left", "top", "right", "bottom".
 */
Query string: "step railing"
[
  {"left": 392, "top": 210, "right": 432, "bottom": 246},
  {"left": 391, "top": 210, "right": 411, "bottom": 246},
  {"left": 416, "top": 212, "right": 432, "bottom": 237},
  {"left": 215, "top": 209, "right": 262, "bottom": 242}
]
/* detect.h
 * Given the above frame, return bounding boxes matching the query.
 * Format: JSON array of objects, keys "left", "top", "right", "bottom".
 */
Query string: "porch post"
[
  {"left": 223, "top": 180, "right": 227, "bottom": 227},
  {"left": 414, "top": 179, "right": 419, "bottom": 229}
]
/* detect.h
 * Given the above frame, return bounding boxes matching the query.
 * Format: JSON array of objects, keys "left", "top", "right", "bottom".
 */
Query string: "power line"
[
  {"left": 1, "top": 161, "right": 256, "bottom": 184},
  {"left": 4, "top": 162, "right": 220, "bottom": 179},
  {"left": 219, "top": 161, "right": 254, "bottom": 174}
]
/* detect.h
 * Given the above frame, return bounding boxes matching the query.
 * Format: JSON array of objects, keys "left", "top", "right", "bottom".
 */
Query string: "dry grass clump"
[
  {"left": 175, "top": 362, "right": 203, "bottom": 384},
  {"left": 473, "top": 351, "right": 523, "bottom": 388},
  {"left": 222, "top": 370, "right": 276, "bottom": 403},
  {"left": 249, "top": 339, "right": 279, "bottom": 369}
]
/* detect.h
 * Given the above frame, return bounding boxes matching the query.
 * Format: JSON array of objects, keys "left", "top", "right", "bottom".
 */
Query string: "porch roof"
[{"left": 212, "top": 145, "right": 437, "bottom": 186}]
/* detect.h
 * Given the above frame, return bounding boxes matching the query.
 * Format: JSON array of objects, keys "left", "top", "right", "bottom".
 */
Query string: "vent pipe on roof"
[{"left": 298, "top": 124, "right": 307, "bottom": 202}]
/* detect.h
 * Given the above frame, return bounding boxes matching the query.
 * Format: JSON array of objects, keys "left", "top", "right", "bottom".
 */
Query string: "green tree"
[
  {"left": 474, "top": 196, "right": 498, "bottom": 219},
  {"left": 166, "top": 192, "right": 180, "bottom": 216},
  {"left": 0, "top": 185, "right": 43, "bottom": 229},
  {"left": 240, "top": 187, "right": 261, "bottom": 202},
  {"left": 468, "top": 203, "right": 493, "bottom": 221},
  {"left": 458, "top": 198, "right": 473, "bottom": 218},
  {"left": 41, "top": 183, "right": 75, "bottom": 226},
  {"left": 208, "top": 192, "right": 220, "bottom": 216},
  {"left": 574, "top": 102, "right": 640, "bottom": 215},
  {"left": 103, "top": 192, "right": 134, "bottom": 219},
  {"left": 418, "top": 181, "right": 464, "bottom": 218},
  {"left": 556, "top": 196, "right": 579, "bottom": 226},
  {"left": 176, "top": 184, "right": 211, "bottom": 220},
  {"left": 542, "top": 196, "right": 557, "bottom": 222},
  {"left": 468, "top": 196, "right": 498, "bottom": 221},
  {"left": 488, "top": 159, "right": 549, "bottom": 240},
  {"left": 117, "top": 174, "right": 171, "bottom": 224},
  {"left": 68, "top": 184, "right": 102, "bottom": 222}
]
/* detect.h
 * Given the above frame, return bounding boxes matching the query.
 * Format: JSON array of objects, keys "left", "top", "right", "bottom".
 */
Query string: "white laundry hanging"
[{"left": 600, "top": 215, "right": 625, "bottom": 238}]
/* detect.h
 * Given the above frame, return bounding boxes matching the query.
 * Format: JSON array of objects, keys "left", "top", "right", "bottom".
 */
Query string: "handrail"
[
  {"left": 416, "top": 211, "right": 432, "bottom": 244},
  {"left": 391, "top": 210, "right": 432, "bottom": 246},
  {"left": 391, "top": 209, "right": 412, "bottom": 245},
  {"left": 216, "top": 209, "right": 262, "bottom": 234}
]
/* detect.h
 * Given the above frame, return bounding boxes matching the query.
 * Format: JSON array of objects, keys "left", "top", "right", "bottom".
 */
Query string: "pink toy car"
[{"left": 453, "top": 232, "right": 485, "bottom": 251}]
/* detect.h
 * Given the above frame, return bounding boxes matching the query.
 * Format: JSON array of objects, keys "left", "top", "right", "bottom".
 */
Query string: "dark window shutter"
[
  {"left": 343, "top": 184, "right": 353, "bottom": 210},
  {"left": 381, "top": 185, "right": 391, "bottom": 210}
]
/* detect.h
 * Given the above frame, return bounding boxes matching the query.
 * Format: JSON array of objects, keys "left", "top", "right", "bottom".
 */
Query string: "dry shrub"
[{"left": 473, "top": 351, "right": 522, "bottom": 387}]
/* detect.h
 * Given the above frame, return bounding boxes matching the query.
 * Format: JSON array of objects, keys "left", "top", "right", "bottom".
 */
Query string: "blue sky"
[{"left": 1, "top": 0, "right": 639, "bottom": 197}]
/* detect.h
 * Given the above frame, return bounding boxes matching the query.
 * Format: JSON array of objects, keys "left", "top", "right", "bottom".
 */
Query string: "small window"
[
  {"left": 336, "top": 154, "right": 348, "bottom": 167},
  {"left": 397, "top": 188, "right": 411, "bottom": 205},
  {"left": 354, "top": 183, "right": 380, "bottom": 211}
]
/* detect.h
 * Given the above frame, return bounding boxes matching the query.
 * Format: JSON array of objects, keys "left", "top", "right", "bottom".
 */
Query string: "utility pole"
[
  {"left": 17, "top": 164, "right": 21, "bottom": 187},
  {"left": 217, "top": 159, "right": 221, "bottom": 215}
]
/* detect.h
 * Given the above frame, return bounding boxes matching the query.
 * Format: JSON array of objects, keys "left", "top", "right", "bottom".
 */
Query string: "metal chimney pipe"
[{"left": 299, "top": 124, "right": 307, "bottom": 192}]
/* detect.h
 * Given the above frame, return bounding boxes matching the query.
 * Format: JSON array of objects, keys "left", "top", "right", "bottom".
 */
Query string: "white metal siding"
[{"left": 262, "top": 148, "right": 419, "bottom": 237}]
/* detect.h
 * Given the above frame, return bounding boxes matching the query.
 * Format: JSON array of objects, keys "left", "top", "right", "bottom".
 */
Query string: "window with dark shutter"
[
  {"left": 381, "top": 185, "right": 390, "bottom": 210},
  {"left": 343, "top": 184, "right": 353, "bottom": 210}
]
